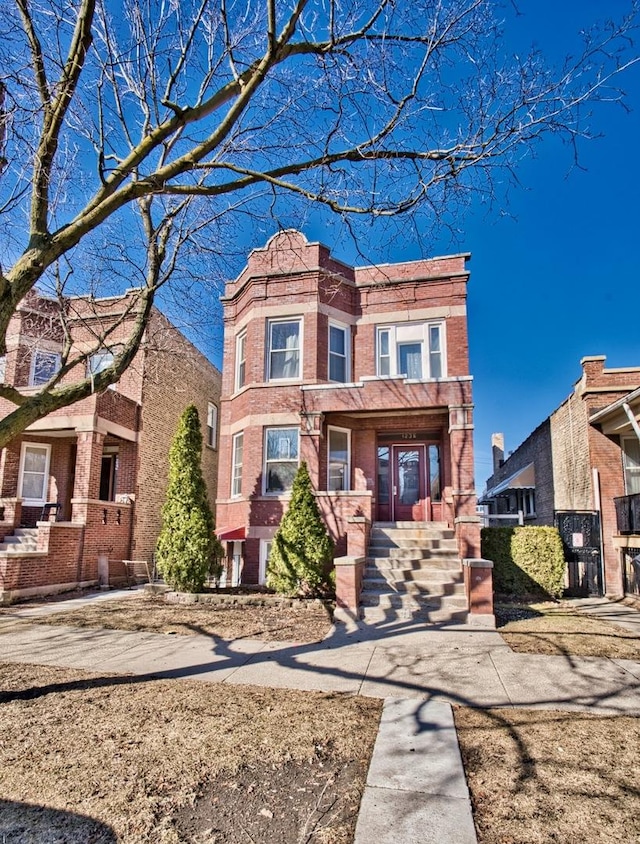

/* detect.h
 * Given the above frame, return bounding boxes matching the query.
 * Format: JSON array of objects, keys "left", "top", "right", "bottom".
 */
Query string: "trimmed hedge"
[{"left": 481, "top": 526, "right": 566, "bottom": 599}]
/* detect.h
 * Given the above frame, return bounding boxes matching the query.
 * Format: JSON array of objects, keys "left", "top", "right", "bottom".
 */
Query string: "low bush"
[{"left": 481, "top": 525, "right": 566, "bottom": 599}]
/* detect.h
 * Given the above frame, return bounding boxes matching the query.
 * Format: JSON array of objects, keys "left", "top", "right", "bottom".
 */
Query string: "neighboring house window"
[
  {"left": 264, "top": 427, "right": 299, "bottom": 493},
  {"left": 623, "top": 437, "right": 640, "bottom": 495},
  {"left": 267, "top": 319, "right": 301, "bottom": 380},
  {"left": 231, "top": 432, "right": 243, "bottom": 497},
  {"left": 236, "top": 331, "right": 246, "bottom": 390},
  {"left": 207, "top": 403, "right": 218, "bottom": 449},
  {"left": 259, "top": 539, "right": 273, "bottom": 585},
  {"left": 88, "top": 351, "right": 116, "bottom": 389},
  {"left": 0, "top": 355, "right": 6, "bottom": 381},
  {"left": 328, "top": 427, "right": 350, "bottom": 491},
  {"left": 19, "top": 443, "right": 51, "bottom": 505},
  {"left": 329, "top": 323, "right": 350, "bottom": 382},
  {"left": 30, "top": 350, "right": 60, "bottom": 386},
  {"left": 376, "top": 323, "right": 445, "bottom": 379}
]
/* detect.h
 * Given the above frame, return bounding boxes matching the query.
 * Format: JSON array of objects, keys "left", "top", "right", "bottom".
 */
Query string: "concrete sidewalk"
[{"left": 1, "top": 590, "right": 639, "bottom": 844}]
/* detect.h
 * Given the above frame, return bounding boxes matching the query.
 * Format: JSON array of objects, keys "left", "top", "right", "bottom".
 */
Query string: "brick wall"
[{"left": 133, "top": 310, "right": 221, "bottom": 563}]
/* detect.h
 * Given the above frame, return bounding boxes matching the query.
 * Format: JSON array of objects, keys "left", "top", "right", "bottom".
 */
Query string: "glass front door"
[{"left": 393, "top": 446, "right": 426, "bottom": 521}]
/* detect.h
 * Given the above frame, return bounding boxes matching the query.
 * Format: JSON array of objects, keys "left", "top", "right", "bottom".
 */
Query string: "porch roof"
[
  {"left": 216, "top": 526, "right": 246, "bottom": 541},
  {"left": 590, "top": 386, "right": 640, "bottom": 436},
  {"left": 480, "top": 462, "right": 535, "bottom": 502}
]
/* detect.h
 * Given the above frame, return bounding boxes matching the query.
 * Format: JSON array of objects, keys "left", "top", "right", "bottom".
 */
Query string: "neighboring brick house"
[
  {"left": 0, "top": 291, "right": 221, "bottom": 602},
  {"left": 481, "top": 356, "right": 640, "bottom": 597},
  {"left": 215, "top": 230, "right": 480, "bottom": 594}
]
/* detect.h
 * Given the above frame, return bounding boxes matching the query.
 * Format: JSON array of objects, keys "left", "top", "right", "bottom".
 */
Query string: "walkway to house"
[{"left": 1, "top": 590, "right": 639, "bottom": 843}]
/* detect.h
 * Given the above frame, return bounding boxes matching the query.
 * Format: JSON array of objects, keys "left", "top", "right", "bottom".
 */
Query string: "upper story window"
[
  {"left": 329, "top": 323, "right": 350, "bottom": 383},
  {"left": 231, "top": 432, "right": 244, "bottom": 497},
  {"left": 207, "top": 402, "right": 218, "bottom": 449},
  {"left": 267, "top": 319, "right": 301, "bottom": 381},
  {"left": 235, "top": 331, "right": 247, "bottom": 390},
  {"left": 88, "top": 350, "right": 116, "bottom": 389},
  {"left": 623, "top": 437, "right": 640, "bottom": 495},
  {"left": 0, "top": 355, "right": 6, "bottom": 382},
  {"left": 264, "top": 427, "right": 299, "bottom": 493},
  {"left": 30, "top": 349, "right": 61, "bottom": 386},
  {"left": 376, "top": 322, "right": 444, "bottom": 379}
]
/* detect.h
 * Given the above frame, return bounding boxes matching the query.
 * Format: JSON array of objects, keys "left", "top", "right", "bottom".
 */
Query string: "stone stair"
[
  {"left": 360, "top": 522, "right": 468, "bottom": 624},
  {"left": 0, "top": 528, "right": 39, "bottom": 554}
]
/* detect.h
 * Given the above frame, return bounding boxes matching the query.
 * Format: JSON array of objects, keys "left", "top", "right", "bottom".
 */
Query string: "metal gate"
[{"left": 554, "top": 511, "right": 603, "bottom": 597}]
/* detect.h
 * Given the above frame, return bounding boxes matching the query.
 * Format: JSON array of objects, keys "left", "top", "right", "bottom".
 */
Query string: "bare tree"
[{"left": 0, "top": 0, "right": 637, "bottom": 447}]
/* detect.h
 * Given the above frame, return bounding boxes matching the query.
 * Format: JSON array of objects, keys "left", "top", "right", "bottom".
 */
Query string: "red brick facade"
[
  {"left": 215, "top": 230, "right": 480, "bottom": 582},
  {"left": 0, "top": 293, "right": 221, "bottom": 602}
]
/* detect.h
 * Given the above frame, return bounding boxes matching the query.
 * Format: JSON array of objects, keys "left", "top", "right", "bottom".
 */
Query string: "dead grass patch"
[
  {"left": 0, "top": 662, "right": 381, "bottom": 843},
  {"left": 27, "top": 593, "right": 334, "bottom": 644},
  {"left": 496, "top": 601, "right": 640, "bottom": 658},
  {"left": 454, "top": 706, "right": 640, "bottom": 844}
]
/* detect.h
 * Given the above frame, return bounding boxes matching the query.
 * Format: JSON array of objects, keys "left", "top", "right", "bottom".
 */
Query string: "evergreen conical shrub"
[
  {"left": 156, "top": 404, "right": 218, "bottom": 592},
  {"left": 266, "top": 461, "right": 334, "bottom": 596}
]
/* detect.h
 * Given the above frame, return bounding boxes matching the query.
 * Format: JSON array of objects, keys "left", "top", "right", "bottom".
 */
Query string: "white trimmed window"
[
  {"left": 0, "top": 355, "right": 6, "bottom": 382},
  {"left": 231, "top": 432, "right": 244, "bottom": 497},
  {"left": 30, "top": 350, "right": 61, "bottom": 386},
  {"left": 235, "top": 331, "right": 247, "bottom": 390},
  {"left": 88, "top": 350, "right": 116, "bottom": 389},
  {"left": 623, "top": 437, "right": 640, "bottom": 495},
  {"left": 264, "top": 427, "right": 299, "bottom": 493},
  {"left": 267, "top": 319, "right": 301, "bottom": 380},
  {"left": 329, "top": 322, "right": 350, "bottom": 382},
  {"left": 207, "top": 403, "right": 218, "bottom": 449},
  {"left": 376, "top": 323, "right": 445, "bottom": 379},
  {"left": 19, "top": 443, "right": 51, "bottom": 505},
  {"left": 328, "top": 427, "right": 350, "bottom": 491},
  {"left": 259, "top": 539, "right": 273, "bottom": 585}
]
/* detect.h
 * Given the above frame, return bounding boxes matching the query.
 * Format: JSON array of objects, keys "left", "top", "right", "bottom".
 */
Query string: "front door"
[{"left": 393, "top": 446, "right": 427, "bottom": 521}]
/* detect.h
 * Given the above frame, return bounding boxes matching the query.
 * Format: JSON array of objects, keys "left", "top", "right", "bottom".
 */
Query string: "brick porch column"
[
  {"left": 72, "top": 430, "right": 105, "bottom": 504},
  {"left": 299, "top": 411, "right": 324, "bottom": 486}
]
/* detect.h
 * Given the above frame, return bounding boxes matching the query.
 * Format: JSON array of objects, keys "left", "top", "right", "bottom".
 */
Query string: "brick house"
[
  {"left": 215, "top": 230, "right": 488, "bottom": 623},
  {"left": 0, "top": 291, "right": 221, "bottom": 603},
  {"left": 481, "top": 356, "right": 640, "bottom": 597}
]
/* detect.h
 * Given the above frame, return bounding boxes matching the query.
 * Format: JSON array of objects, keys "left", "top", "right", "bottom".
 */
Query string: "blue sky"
[
  {"left": 198, "top": 1, "right": 638, "bottom": 493},
  {"left": 301, "top": 0, "right": 640, "bottom": 491}
]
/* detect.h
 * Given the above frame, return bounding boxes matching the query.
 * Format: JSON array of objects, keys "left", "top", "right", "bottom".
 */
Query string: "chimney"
[{"left": 491, "top": 433, "right": 504, "bottom": 474}]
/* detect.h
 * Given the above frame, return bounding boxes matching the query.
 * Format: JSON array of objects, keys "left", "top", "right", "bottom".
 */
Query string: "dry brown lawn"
[
  {"left": 454, "top": 706, "right": 640, "bottom": 844},
  {"left": 19, "top": 593, "right": 334, "bottom": 644},
  {"left": 0, "top": 661, "right": 381, "bottom": 844},
  {"left": 496, "top": 601, "right": 640, "bottom": 659}
]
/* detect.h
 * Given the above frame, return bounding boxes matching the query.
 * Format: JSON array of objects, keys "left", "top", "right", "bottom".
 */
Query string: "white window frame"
[
  {"left": 0, "top": 354, "right": 6, "bottom": 382},
  {"left": 207, "top": 402, "right": 218, "bottom": 449},
  {"left": 267, "top": 318, "right": 302, "bottom": 381},
  {"left": 259, "top": 538, "right": 273, "bottom": 585},
  {"left": 622, "top": 437, "right": 640, "bottom": 495},
  {"left": 87, "top": 350, "right": 116, "bottom": 390},
  {"left": 18, "top": 442, "right": 52, "bottom": 506},
  {"left": 30, "top": 349, "right": 61, "bottom": 386},
  {"left": 231, "top": 432, "right": 244, "bottom": 498},
  {"left": 327, "top": 426, "right": 351, "bottom": 491},
  {"left": 263, "top": 427, "right": 300, "bottom": 494},
  {"left": 235, "top": 331, "right": 247, "bottom": 391},
  {"left": 328, "top": 321, "right": 350, "bottom": 383},
  {"left": 375, "top": 322, "right": 446, "bottom": 379}
]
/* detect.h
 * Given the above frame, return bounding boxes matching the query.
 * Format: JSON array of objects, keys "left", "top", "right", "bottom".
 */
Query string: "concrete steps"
[
  {"left": 360, "top": 522, "right": 467, "bottom": 625},
  {"left": 0, "top": 528, "right": 39, "bottom": 554}
]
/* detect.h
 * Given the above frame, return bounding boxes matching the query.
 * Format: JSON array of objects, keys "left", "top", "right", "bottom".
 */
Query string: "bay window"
[
  {"left": 329, "top": 323, "right": 350, "bottom": 382},
  {"left": 264, "top": 427, "right": 299, "bottom": 493},
  {"left": 231, "top": 432, "right": 244, "bottom": 497},
  {"left": 267, "top": 319, "right": 301, "bottom": 380}
]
